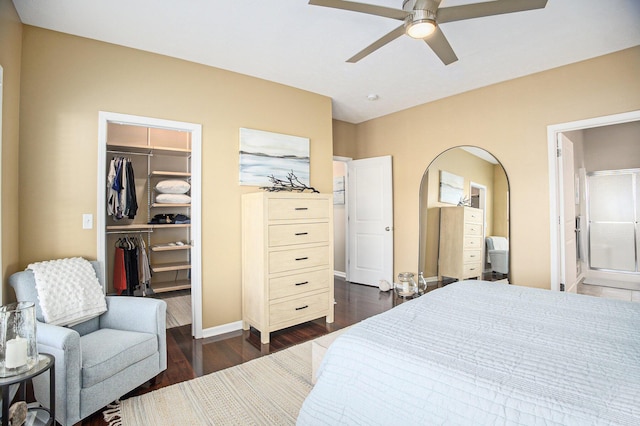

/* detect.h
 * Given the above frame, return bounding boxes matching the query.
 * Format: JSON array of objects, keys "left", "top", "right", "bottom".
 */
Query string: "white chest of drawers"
[
  {"left": 438, "top": 206, "right": 484, "bottom": 281},
  {"left": 241, "top": 192, "right": 334, "bottom": 344}
]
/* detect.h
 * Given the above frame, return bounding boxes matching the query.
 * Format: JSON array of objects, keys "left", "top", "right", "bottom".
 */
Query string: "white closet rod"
[
  {"left": 106, "top": 229, "right": 154, "bottom": 235},
  {"left": 107, "top": 149, "right": 153, "bottom": 157}
]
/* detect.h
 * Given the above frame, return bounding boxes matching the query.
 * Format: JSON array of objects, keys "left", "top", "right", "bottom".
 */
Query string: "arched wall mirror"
[{"left": 419, "top": 146, "right": 510, "bottom": 286}]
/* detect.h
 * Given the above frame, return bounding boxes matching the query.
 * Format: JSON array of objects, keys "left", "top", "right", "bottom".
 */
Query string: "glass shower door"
[{"left": 587, "top": 170, "right": 638, "bottom": 273}]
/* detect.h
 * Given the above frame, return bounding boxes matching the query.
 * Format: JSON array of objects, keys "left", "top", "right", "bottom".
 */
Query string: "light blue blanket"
[{"left": 298, "top": 281, "right": 640, "bottom": 425}]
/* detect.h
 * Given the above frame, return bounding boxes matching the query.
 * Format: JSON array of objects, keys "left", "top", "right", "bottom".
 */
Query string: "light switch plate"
[{"left": 82, "top": 214, "right": 93, "bottom": 229}]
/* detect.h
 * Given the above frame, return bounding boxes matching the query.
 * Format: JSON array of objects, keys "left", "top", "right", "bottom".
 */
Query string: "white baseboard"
[
  {"left": 201, "top": 320, "right": 243, "bottom": 339},
  {"left": 334, "top": 270, "right": 346, "bottom": 278}
]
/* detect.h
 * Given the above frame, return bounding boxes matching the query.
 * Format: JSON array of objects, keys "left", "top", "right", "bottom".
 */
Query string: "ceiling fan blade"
[
  {"left": 309, "top": 0, "right": 408, "bottom": 20},
  {"left": 347, "top": 25, "right": 406, "bottom": 63},
  {"left": 437, "top": 0, "right": 548, "bottom": 24},
  {"left": 424, "top": 27, "right": 458, "bottom": 65}
]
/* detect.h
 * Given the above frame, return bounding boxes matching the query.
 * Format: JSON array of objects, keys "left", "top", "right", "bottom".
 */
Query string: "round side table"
[{"left": 0, "top": 353, "right": 55, "bottom": 426}]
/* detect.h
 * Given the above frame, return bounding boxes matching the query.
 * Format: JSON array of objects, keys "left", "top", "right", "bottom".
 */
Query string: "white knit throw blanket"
[{"left": 28, "top": 257, "right": 107, "bottom": 326}]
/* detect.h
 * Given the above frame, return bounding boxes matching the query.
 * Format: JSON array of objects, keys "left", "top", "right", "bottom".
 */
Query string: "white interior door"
[
  {"left": 347, "top": 156, "right": 393, "bottom": 286},
  {"left": 558, "top": 133, "right": 577, "bottom": 292}
]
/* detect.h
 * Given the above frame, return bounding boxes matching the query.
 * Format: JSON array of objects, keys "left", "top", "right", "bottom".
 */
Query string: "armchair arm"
[
  {"left": 100, "top": 296, "right": 166, "bottom": 334},
  {"left": 488, "top": 249, "right": 509, "bottom": 274},
  {"left": 100, "top": 296, "right": 167, "bottom": 371},
  {"left": 33, "top": 321, "right": 82, "bottom": 425}
]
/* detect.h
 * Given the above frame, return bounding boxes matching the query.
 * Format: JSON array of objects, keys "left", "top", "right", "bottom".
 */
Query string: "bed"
[{"left": 297, "top": 280, "right": 640, "bottom": 425}]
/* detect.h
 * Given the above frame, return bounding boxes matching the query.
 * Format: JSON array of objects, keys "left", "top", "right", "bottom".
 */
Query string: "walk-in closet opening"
[{"left": 97, "top": 112, "right": 203, "bottom": 338}]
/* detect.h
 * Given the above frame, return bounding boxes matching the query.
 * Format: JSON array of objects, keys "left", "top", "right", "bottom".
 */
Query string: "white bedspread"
[
  {"left": 298, "top": 281, "right": 640, "bottom": 425},
  {"left": 28, "top": 257, "right": 107, "bottom": 326}
]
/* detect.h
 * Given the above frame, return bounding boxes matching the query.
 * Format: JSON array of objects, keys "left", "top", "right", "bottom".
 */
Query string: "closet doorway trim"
[{"left": 97, "top": 111, "right": 203, "bottom": 339}]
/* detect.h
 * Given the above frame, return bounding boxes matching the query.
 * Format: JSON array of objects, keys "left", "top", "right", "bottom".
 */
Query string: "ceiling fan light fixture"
[{"left": 405, "top": 9, "right": 436, "bottom": 39}]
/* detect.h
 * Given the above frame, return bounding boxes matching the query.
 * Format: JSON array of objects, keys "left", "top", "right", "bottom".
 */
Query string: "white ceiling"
[{"left": 12, "top": 0, "right": 640, "bottom": 124}]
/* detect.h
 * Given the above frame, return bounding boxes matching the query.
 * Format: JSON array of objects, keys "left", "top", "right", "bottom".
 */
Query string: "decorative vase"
[
  {"left": 0, "top": 302, "right": 38, "bottom": 377},
  {"left": 417, "top": 272, "right": 428, "bottom": 295},
  {"left": 395, "top": 272, "right": 417, "bottom": 298}
]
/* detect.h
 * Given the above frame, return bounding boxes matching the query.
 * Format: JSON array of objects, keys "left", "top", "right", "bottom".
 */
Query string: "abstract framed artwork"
[
  {"left": 239, "top": 128, "right": 310, "bottom": 186},
  {"left": 439, "top": 170, "right": 464, "bottom": 205}
]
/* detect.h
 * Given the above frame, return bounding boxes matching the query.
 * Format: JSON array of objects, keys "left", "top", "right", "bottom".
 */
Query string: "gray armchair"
[
  {"left": 486, "top": 236, "right": 509, "bottom": 275},
  {"left": 9, "top": 261, "right": 166, "bottom": 426}
]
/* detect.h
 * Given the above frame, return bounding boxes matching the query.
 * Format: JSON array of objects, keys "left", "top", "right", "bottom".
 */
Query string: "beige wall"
[
  {"left": 0, "top": 0, "right": 22, "bottom": 303},
  {"left": 583, "top": 121, "right": 640, "bottom": 171},
  {"left": 493, "top": 164, "right": 509, "bottom": 238},
  {"left": 18, "top": 26, "right": 333, "bottom": 329},
  {"left": 332, "top": 120, "right": 357, "bottom": 159},
  {"left": 336, "top": 47, "right": 640, "bottom": 289}
]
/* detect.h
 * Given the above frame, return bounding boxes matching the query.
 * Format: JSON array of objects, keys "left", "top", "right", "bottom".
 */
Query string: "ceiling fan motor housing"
[
  {"left": 403, "top": 0, "right": 438, "bottom": 38},
  {"left": 402, "top": 0, "right": 439, "bottom": 14}
]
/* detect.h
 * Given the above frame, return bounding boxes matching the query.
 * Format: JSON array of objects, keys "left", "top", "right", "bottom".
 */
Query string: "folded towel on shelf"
[{"left": 27, "top": 257, "right": 107, "bottom": 327}]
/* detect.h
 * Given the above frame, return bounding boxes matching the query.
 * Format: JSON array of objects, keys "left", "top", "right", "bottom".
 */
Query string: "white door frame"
[
  {"left": 470, "top": 181, "right": 487, "bottom": 228},
  {"left": 0, "top": 66, "right": 3, "bottom": 304},
  {"left": 470, "top": 181, "right": 487, "bottom": 271},
  {"left": 97, "top": 111, "right": 203, "bottom": 338},
  {"left": 547, "top": 110, "right": 640, "bottom": 292},
  {"left": 333, "top": 156, "right": 352, "bottom": 279}
]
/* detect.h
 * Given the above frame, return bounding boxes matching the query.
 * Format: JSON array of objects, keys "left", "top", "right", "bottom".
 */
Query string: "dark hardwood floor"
[{"left": 82, "top": 277, "right": 398, "bottom": 425}]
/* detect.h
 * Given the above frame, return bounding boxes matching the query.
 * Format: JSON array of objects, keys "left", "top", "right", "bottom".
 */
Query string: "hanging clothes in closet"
[
  {"left": 107, "top": 156, "right": 138, "bottom": 220},
  {"left": 113, "top": 236, "right": 152, "bottom": 296}
]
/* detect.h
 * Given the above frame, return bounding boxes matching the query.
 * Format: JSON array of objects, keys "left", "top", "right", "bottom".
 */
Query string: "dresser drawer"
[
  {"left": 269, "top": 246, "right": 330, "bottom": 273},
  {"left": 269, "top": 291, "right": 329, "bottom": 326},
  {"left": 464, "top": 223, "right": 483, "bottom": 236},
  {"left": 269, "top": 269, "right": 330, "bottom": 300},
  {"left": 268, "top": 223, "right": 329, "bottom": 247},
  {"left": 464, "top": 236, "right": 483, "bottom": 249},
  {"left": 464, "top": 208, "right": 483, "bottom": 224},
  {"left": 268, "top": 198, "right": 330, "bottom": 221},
  {"left": 463, "top": 262, "right": 482, "bottom": 278},
  {"left": 463, "top": 250, "right": 482, "bottom": 263}
]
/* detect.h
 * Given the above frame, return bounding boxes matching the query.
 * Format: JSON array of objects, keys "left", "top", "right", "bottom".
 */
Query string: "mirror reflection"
[{"left": 419, "top": 147, "right": 510, "bottom": 288}]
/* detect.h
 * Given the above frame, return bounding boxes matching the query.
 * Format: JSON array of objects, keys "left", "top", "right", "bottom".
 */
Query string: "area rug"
[
  {"left": 108, "top": 335, "right": 318, "bottom": 425},
  {"left": 153, "top": 291, "right": 191, "bottom": 329},
  {"left": 163, "top": 293, "right": 191, "bottom": 328}
]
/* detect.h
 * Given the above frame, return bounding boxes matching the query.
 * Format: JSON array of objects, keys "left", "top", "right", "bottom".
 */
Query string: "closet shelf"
[
  {"left": 151, "top": 262, "right": 191, "bottom": 273},
  {"left": 152, "top": 280, "right": 191, "bottom": 293},
  {"left": 107, "top": 143, "right": 191, "bottom": 157},
  {"left": 106, "top": 224, "right": 190, "bottom": 231},
  {"left": 150, "top": 171, "right": 191, "bottom": 178},
  {"left": 151, "top": 244, "right": 192, "bottom": 252},
  {"left": 151, "top": 203, "right": 191, "bottom": 208}
]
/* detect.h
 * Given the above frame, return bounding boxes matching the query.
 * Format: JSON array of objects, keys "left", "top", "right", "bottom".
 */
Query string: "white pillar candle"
[{"left": 5, "top": 336, "right": 28, "bottom": 369}]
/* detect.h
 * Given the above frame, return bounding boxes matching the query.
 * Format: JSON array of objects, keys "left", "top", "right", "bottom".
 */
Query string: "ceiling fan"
[{"left": 309, "top": 0, "right": 548, "bottom": 65}]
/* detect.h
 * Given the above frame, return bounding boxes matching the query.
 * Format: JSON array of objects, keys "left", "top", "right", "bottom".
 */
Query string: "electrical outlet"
[{"left": 82, "top": 214, "right": 93, "bottom": 230}]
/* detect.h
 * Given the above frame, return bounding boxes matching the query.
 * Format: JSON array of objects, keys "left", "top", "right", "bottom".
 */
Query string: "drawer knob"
[
  {"left": 294, "top": 207, "right": 309, "bottom": 211},
  {"left": 295, "top": 305, "right": 309, "bottom": 311},
  {"left": 295, "top": 281, "right": 309, "bottom": 286},
  {"left": 295, "top": 232, "right": 309, "bottom": 236},
  {"left": 295, "top": 257, "right": 309, "bottom": 261}
]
